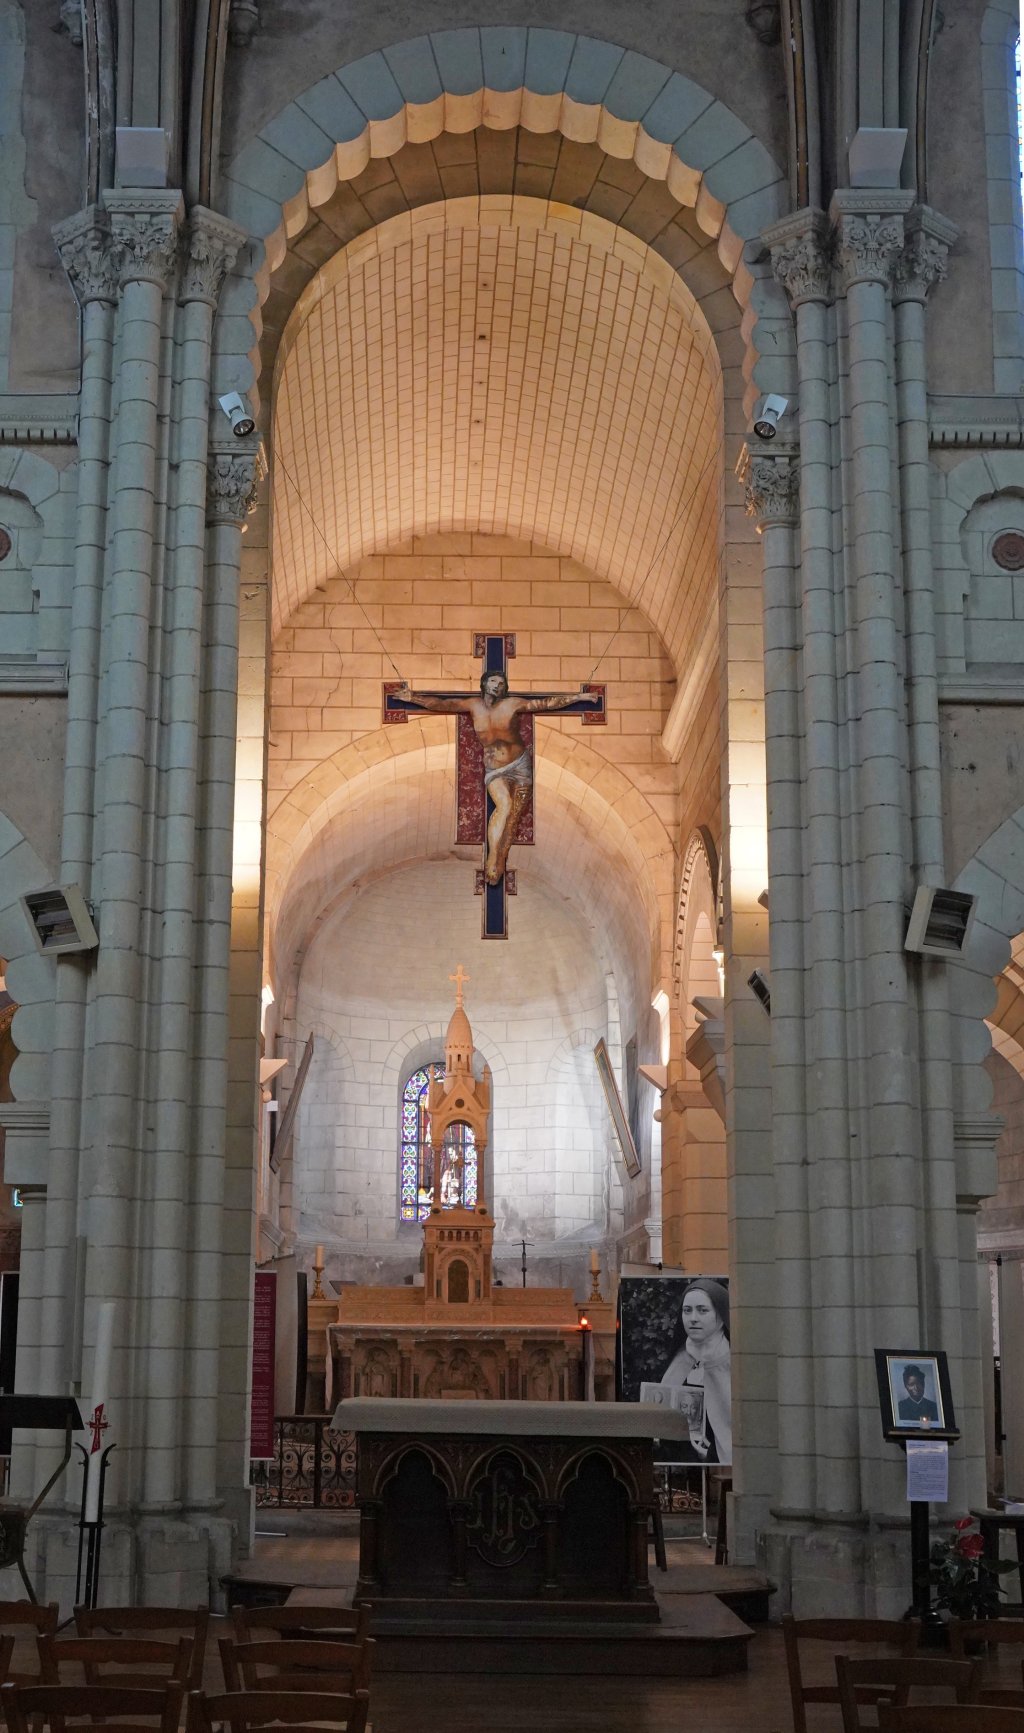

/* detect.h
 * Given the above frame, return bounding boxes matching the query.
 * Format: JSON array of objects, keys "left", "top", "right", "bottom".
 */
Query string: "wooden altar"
[{"left": 334, "top": 1397, "right": 693, "bottom": 1623}]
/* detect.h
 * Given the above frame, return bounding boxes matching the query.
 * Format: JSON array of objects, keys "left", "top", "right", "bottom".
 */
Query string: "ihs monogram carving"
[
  {"left": 53, "top": 210, "right": 120, "bottom": 306},
  {"left": 743, "top": 455, "right": 799, "bottom": 528},
  {"left": 207, "top": 451, "right": 261, "bottom": 525},
  {"left": 181, "top": 212, "right": 245, "bottom": 306},
  {"left": 836, "top": 214, "right": 904, "bottom": 289},
  {"left": 770, "top": 224, "right": 834, "bottom": 306}
]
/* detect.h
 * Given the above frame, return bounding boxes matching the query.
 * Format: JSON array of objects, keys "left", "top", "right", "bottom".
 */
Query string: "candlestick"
[
  {"left": 588, "top": 1250, "right": 602, "bottom": 1304},
  {"left": 312, "top": 1246, "right": 325, "bottom": 1301},
  {"left": 84, "top": 1301, "right": 115, "bottom": 1523}
]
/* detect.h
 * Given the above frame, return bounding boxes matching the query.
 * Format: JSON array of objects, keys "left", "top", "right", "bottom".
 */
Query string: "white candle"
[
  {"left": 589, "top": 1248, "right": 600, "bottom": 1274},
  {"left": 314, "top": 1245, "right": 325, "bottom": 1268},
  {"left": 84, "top": 1301, "right": 115, "bottom": 1524}
]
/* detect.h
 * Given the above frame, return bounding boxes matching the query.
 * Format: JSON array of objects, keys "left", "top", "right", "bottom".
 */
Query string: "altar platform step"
[
  {"left": 232, "top": 1515, "right": 772, "bottom": 1623},
  {"left": 284, "top": 1585, "right": 754, "bottom": 1676}
]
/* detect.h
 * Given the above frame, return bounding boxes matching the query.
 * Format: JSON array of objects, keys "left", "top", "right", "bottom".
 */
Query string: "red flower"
[
  {"left": 953, "top": 1517, "right": 974, "bottom": 1531},
  {"left": 957, "top": 1534, "right": 985, "bottom": 1559}
]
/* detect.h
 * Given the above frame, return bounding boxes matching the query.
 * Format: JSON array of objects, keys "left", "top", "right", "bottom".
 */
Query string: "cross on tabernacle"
[
  {"left": 383, "top": 633, "right": 606, "bottom": 938},
  {"left": 449, "top": 964, "right": 470, "bottom": 1006}
]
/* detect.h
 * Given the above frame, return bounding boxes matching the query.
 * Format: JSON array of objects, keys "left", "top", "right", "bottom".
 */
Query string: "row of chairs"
[
  {"left": 0, "top": 1599, "right": 373, "bottom": 1732},
  {"left": 784, "top": 1615, "right": 1024, "bottom": 1733}
]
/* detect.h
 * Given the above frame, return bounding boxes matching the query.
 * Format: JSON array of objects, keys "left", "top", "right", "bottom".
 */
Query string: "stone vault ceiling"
[{"left": 272, "top": 197, "right": 722, "bottom": 664}]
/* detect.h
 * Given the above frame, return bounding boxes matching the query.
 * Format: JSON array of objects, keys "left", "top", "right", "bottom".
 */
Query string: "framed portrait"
[
  {"left": 594, "top": 1037, "right": 641, "bottom": 1178},
  {"left": 874, "top": 1349, "right": 959, "bottom": 1441},
  {"left": 618, "top": 1274, "right": 732, "bottom": 1466}
]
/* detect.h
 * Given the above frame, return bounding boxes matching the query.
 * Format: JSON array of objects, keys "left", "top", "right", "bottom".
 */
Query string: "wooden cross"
[
  {"left": 449, "top": 964, "right": 470, "bottom": 1007},
  {"left": 383, "top": 634, "right": 606, "bottom": 938}
]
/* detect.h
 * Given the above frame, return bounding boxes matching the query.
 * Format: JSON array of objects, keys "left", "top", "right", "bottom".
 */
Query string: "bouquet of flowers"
[{"left": 927, "top": 1516, "right": 1016, "bottom": 1619}]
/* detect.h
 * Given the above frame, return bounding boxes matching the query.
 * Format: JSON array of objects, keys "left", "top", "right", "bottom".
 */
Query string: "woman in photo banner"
[{"left": 660, "top": 1277, "right": 732, "bottom": 1464}]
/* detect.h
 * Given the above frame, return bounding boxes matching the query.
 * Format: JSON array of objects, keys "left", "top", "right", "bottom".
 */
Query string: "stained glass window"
[{"left": 399, "top": 1063, "right": 478, "bottom": 1223}]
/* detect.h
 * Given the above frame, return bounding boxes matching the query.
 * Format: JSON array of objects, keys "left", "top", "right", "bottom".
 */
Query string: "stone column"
[
  {"left": 32, "top": 211, "right": 121, "bottom": 1480},
  {"left": 82, "top": 195, "right": 183, "bottom": 1525},
  {"left": 138, "top": 211, "right": 244, "bottom": 1517},
  {"left": 202, "top": 446, "right": 263, "bottom": 1544}
]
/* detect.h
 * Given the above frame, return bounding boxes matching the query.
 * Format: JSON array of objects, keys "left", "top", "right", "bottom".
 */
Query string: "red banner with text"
[{"left": 250, "top": 1270, "right": 276, "bottom": 1459}]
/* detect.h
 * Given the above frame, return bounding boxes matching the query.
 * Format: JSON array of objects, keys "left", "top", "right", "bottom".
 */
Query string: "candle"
[
  {"left": 314, "top": 1245, "right": 325, "bottom": 1268},
  {"left": 589, "top": 1248, "right": 600, "bottom": 1274},
  {"left": 84, "top": 1301, "right": 115, "bottom": 1524}
]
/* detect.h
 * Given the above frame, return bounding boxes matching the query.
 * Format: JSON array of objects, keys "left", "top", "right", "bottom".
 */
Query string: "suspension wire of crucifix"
[{"left": 383, "top": 634, "right": 606, "bottom": 938}]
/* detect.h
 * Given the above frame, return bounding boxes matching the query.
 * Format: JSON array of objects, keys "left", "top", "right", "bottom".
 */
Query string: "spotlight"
[
  {"left": 747, "top": 969, "right": 771, "bottom": 1015},
  {"left": 753, "top": 394, "right": 789, "bottom": 441},
  {"left": 218, "top": 391, "right": 256, "bottom": 438}
]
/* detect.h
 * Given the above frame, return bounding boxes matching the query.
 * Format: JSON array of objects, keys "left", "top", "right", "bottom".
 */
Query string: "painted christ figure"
[{"left": 395, "top": 670, "right": 603, "bottom": 884}]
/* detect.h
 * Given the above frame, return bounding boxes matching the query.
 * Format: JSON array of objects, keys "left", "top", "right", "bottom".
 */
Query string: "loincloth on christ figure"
[{"left": 484, "top": 750, "right": 532, "bottom": 791}]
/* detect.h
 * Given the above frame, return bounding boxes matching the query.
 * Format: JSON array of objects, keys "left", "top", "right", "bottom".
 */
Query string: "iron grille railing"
[{"left": 252, "top": 1415, "right": 357, "bottom": 1509}]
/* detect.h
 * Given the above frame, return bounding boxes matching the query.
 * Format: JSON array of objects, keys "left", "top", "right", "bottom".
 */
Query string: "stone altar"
[{"left": 333, "top": 1397, "right": 692, "bottom": 1621}]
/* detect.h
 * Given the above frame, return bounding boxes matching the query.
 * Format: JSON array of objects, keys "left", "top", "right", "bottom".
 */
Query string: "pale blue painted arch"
[{"left": 215, "top": 27, "right": 794, "bottom": 410}]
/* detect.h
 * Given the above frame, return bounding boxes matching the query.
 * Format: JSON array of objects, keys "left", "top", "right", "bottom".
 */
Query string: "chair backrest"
[
  {"left": 836, "top": 1656, "right": 983, "bottom": 1733},
  {"left": 0, "top": 1606, "right": 58, "bottom": 1635},
  {"left": 219, "top": 1637, "right": 373, "bottom": 1694},
  {"left": 782, "top": 1617, "right": 922, "bottom": 1733},
  {"left": 229, "top": 1605, "right": 370, "bottom": 1645},
  {"left": 186, "top": 1687, "right": 371, "bottom": 1733},
  {"left": 948, "top": 1619, "right": 1024, "bottom": 1657},
  {"left": 0, "top": 1680, "right": 184, "bottom": 1733},
  {"left": 38, "top": 1636, "right": 193, "bottom": 1690},
  {"left": 0, "top": 1636, "right": 15, "bottom": 1687},
  {"left": 73, "top": 1607, "right": 209, "bottom": 1692},
  {"left": 879, "top": 1708, "right": 1024, "bottom": 1732}
]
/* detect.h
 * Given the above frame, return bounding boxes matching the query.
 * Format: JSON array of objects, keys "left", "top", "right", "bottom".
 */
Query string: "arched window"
[{"left": 399, "top": 1064, "right": 478, "bottom": 1223}]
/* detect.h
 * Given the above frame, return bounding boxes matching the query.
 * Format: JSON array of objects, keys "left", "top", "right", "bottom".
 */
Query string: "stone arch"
[
  {"left": 216, "top": 28, "right": 792, "bottom": 415},
  {"left": 673, "top": 825, "right": 719, "bottom": 1026},
  {"left": 950, "top": 802, "right": 1024, "bottom": 1178},
  {"left": 933, "top": 451, "right": 1024, "bottom": 675},
  {"left": 267, "top": 724, "right": 674, "bottom": 993}
]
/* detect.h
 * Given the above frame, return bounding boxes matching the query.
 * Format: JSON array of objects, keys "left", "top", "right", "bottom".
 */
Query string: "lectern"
[{"left": 0, "top": 1395, "right": 83, "bottom": 1602}]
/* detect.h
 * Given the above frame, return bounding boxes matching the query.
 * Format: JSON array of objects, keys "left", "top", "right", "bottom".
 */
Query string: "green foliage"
[{"left": 925, "top": 1517, "right": 1017, "bottom": 1620}]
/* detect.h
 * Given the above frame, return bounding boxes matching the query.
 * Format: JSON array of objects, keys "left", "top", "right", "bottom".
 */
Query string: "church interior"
[{"left": 3, "top": 0, "right": 1024, "bottom": 1720}]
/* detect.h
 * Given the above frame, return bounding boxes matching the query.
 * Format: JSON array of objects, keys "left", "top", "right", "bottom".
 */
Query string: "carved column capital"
[
  {"left": 893, "top": 206, "right": 959, "bottom": 305},
  {"left": 207, "top": 444, "right": 263, "bottom": 526},
  {"left": 739, "top": 449, "right": 800, "bottom": 530},
  {"left": 53, "top": 206, "right": 120, "bottom": 306},
  {"left": 764, "top": 207, "right": 834, "bottom": 307},
  {"left": 181, "top": 208, "right": 247, "bottom": 306},
  {"left": 830, "top": 189, "right": 914, "bottom": 292},
  {"left": 105, "top": 190, "right": 184, "bottom": 291}
]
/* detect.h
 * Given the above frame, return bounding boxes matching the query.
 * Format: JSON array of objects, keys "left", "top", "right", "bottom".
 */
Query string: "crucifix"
[{"left": 383, "top": 634, "right": 606, "bottom": 938}]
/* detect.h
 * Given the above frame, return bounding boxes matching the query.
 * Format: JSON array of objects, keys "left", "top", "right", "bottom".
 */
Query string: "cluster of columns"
[
  {"left": 10, "top": 191, "right": 262, "bottom": 1602},
  {"left": 737, "top": 193, "right": 992, "bottom": 1612}
]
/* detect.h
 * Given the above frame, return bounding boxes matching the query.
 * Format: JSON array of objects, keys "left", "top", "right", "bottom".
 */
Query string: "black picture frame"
[{"left": 874, "top": 1348, "right": 959, "bottom": 1442}]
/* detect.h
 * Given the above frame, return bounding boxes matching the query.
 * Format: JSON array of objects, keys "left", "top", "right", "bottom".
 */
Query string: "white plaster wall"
[{"left": 292, "top": 858, "right": 621, "bottom": 1274}]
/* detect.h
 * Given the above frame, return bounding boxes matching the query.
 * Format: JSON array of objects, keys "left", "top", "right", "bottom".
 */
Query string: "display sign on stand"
[{"left": 875, "top": 1347, "right": 959, "bottom": 1632}]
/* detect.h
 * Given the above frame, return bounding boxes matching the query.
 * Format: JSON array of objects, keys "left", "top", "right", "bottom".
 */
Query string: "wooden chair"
[
  {"left": 38, "top": 1635, "right": 193, "bottom": 1691},
  {"left": 878, "top": 1709, "right": 1024, "bottom": 1732},
  {"left": 782, "top": 1616, "right": 921, "bottom": 1733},
  {"left": 73, "top": 1607, "right": 209, "bottom": 1693},
  {"left": 836, "top": 1656, "right": 983, "bottom": 1733},
  {"left": 948, "top": 1622, "right": 1024, "bottom": 1705},
  {"left": 0, "top": 1639, "right": 16, "bottom": 1689},
  {"left": 229, "top": 1605, "right": 371, "bottom": 1646},
  {"left": 0, "top": 1604, "right": 59, "bottom": 1687},
  {"left": 0, "top": 1681, "right": 184, "bottom": 1733},
  {"left": 219, "top": 1637, "right": 374, "bottom": 1695},
  {"left": 186, "top": 1688, "right": 370, "bottom": 1733}
]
